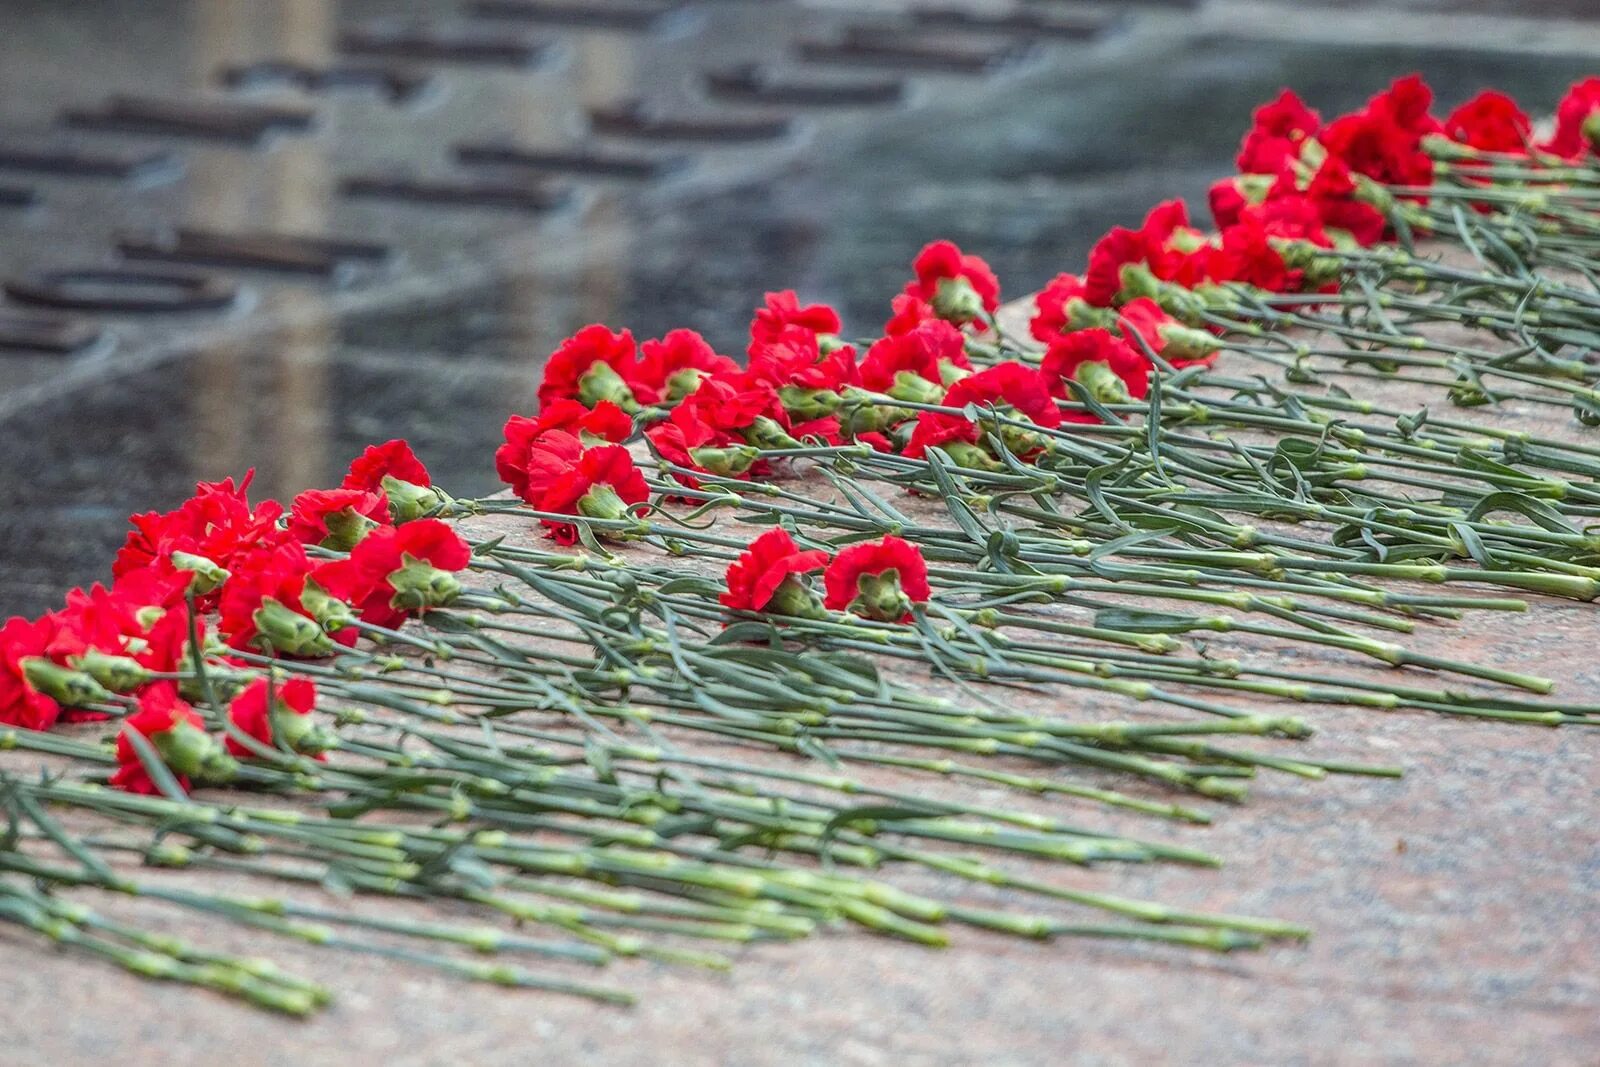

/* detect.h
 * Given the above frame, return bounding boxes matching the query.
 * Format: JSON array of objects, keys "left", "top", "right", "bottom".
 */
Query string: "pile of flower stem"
[{"left": 6, "top": 145, "right": 1600, "bottom": 1020}]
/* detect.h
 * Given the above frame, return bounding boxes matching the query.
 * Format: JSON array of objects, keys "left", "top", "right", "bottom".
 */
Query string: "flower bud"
[
  {"left": 931, "top": 276, "right": 986, "bottom": 325},
  {"left": 1074, "top": 361, "right": 1133, "bottom": 405},
  {"left": 688, "top": 444, "right": 760, "bottom": 477},
  {"left": 274, "top": 705, "right": 337, "bottom": 756},
  {"left": 576, "top": 483, "right": 633, "bottom": 524},
  {"left": 152, "top": 717, "right": 238, "bottom": 784},
  {"left": 663, "top": 368, "right": 708, "bottom": 404},
  {"left": 299, "top": 578, "right": 355, "bottom": 635},
  {"left": 887, "top": 371, "right": 945, "bottom": 407},
  {"left": 320, "top": 506, "right": 380, "bottom": 552},
  {"left": 169, "top": 551, "right": 229, "bottom": 596},
  {"left": 20, "top": 657, "right": 113, "bottom": 708},
  {"left": 72, "top": 649, "right": 153, "bottom": 694},
  {"left": 937, "top": 441, "right": 1002, "bottom": 472},
  {"left": 849, "top": 570, "right": 911, "bottom": 623},
  {"left": 764, "top": 576, "right": 828, "bottom": 620},
  {"left": 577, "top": 361, "right": 639, "bottom": 412},
  {"left": 1275, "top": 240, "right": 1343, "bottom": 288},
  {"left": 744, "top": 416, "right": 803, "bottom": 451},
  {"left": 252, "top": 598, "right": 334, "bottom": 657},
  {"left": 178, "top": 664, "right": 254, "bottom": 705},
  {"left": 777, "top": 385, "right": 843, "bottom": 421},
  {"left": 387, "top": 555, "right": 462, "bottom": 614},
  {"left": 1155, "top": 323, "right": 1222, "bottom": 363},
  {"left": 1058, "top": 298, "right": 1118, "bottom": 335},
  {"left": 1584, "top": 110, "right": 1600, "bottom": 155},
  {"left": 380, "top": 475, "right": 449, "bottom": 524}
]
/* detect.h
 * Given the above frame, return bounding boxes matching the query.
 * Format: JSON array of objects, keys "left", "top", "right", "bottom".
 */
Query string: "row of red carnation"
[
  {"left": 0, "top": 441, "right": 473, "bottom": 793},
  {"left": 7, "top": 76, "right": 1597, "bottom": 795},
  {"left": 511, "top": 75, "right": 1600, "bottom": 535},
  {"left": 1035, "top": 75, "right": 1600, "bottom": 346}
]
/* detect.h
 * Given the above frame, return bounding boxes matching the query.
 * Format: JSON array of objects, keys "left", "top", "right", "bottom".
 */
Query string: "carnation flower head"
[
  {"left": 720, "top": 528, "right": 829, "bottom": 617},
  {"left": 538, "top": 324, "right": 656, "bottom": 411},
  {"left": 823, "top": 537, "right": 930, "bottom": 623},
  {"left": 904, "top": 240, "right": 1000, "bottom": 326},
  {"left": 1235, "top": 89, "right": 1321, "bottom": 174},
  {"left": 1041, "top": 328, "right": 1153, "bottom": 424},
  {"left": 1443, "top": 90, "right": 1531, "bottom": 154},
  {"left": 749, "top": 291, "right": 842, "bottom": 349}
]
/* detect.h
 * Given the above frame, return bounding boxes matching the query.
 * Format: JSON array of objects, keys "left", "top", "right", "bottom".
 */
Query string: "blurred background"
[{"left": 0, "top": 0, "right": 1594, "bottom": 613}]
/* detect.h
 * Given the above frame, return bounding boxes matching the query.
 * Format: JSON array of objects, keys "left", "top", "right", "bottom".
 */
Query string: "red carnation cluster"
[
  {"left": 1034, "top": 72, "right": 1600, "bottom": 381},
  {"left": 2, "top": 438, "right": 468, "bottom": 796},
  {"left": 537, "top": 324, "right": 746, "bottom": 414},
  {"left": 510, "top": 243, "right": 1076, "bottom": 482},
  {"left": 721, "top": 532, "right": 932, "bottom": 624}
]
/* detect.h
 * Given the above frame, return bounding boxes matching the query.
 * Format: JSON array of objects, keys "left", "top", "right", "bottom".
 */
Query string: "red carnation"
[
  {"left": 1322, "top": 110, "right": 1434, "bottom": 189},
  {"left": 527, "top": 443, "right": 650, "bottom": 545},
  {"left": 1083, "top": 227, "right": 1148, "bottom": 307},
  {"left": 1368, "top": 74, "right": 1442, "bottom": 138},
  {"left": 1321, "top": 77, "right": 1439, "bottom": 193},
  {"left": 319, "top": 519, "right": 470, "bottom": 630},
  {"left": 225, "top": 677, "right": 325, "bottom": 759},
  {"left": 287, "top": 488, "right": 390, "bottom": 551},
  {"left": 907, "top": 362, "right": 1061, "bottom": 461},
  {"left": 1241, "top": 193, "right": 1332, "bottom": 247},
  {"left": 343, "top": 439, "right": 431, "bottom": 491},
  {"left": 720, "top": 529, "right": 828, "bottom": 617},
  {"left": 0, "top": 616, "right": 62, "bottom": 731},
  {"left": 904, "top": 240, "right": 1000, "bottom": 326},
  {"left": 1207, "top": 217, "right": 1302, "bottom": 293},
  {"left": 1543, "top": 78, "right": 1600, "bottom": 159},
  {"left": 641, "top": 329, "right": 740, "bottom": 402},
  {"left": 47, "top": 584, "right": 145, "bottom": 664},
  {"left": 110, "top": 683, "right": 235, "bottom": 796},
  {"left": 113, "top": 474, "right": 286, "bottom": 595},
  {"left": 219, "top": 542, "right": 346, "bottom": 656},
  {"left": 750, "top": 291, "right": 842, "bottom": 348},
  {"left": 1115, "top": 298, "right": 1219, "bottom": 367},
  {"left": 1029, "top": 272, "right": 1105, "bottom": 343},
  {"left": 745, "top": 333, "right": 860, "bottom": 395},
  {"left": 497, "top": 401, "right": 631, "bottom": 500},
  {"left": 945, "top": 362, "right": 1063, "bottom": 430},
  {"left": 1443, "top": 91, "right": 1531, "bottom": 155},
  {"left": 859, "top": 320, "right": 972, "bottom": 402},
  {"left": 538, "top": 324, "right": 656, "bottom": 410},
  {"left": 134, "top": 602, "right": 207, "bottom": 675},
  {"left": 647, "top": 377, "right": 794, "bottom": 484},
  {"left": 1137, "top": 201, "right": 1210, "bottom": 286},
  {"left": 884, "top": 294, "right": 939, "bottom": 337},
  {"left": 1236, "top": 89, "right": 1321, "bottom": 174},
  {"left": 1042, "top": 328, "right": 1153, "bottom": 423},
  {"left": 823, "top": 537, "right": 930, "bottom": 622},
  {"left": 1304, "top": 157, "right": 1387, "bottom": 245}
]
